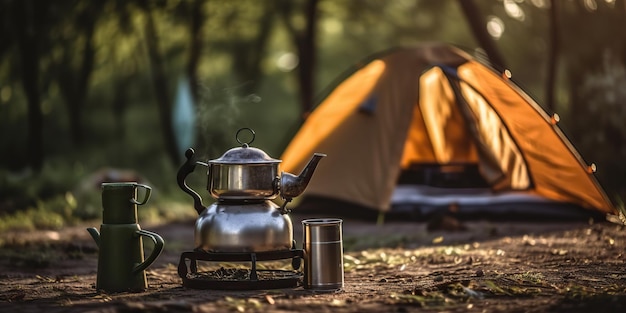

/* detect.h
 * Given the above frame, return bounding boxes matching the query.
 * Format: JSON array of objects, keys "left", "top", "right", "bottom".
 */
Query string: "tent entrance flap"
[
  {"left": 444, "top": 66, "right": 531, "bottom": 190},
  {"left": 400, "top": 67, "right": 479, "bottom": 167},
  {"left": 400, "top": 66, "right": 530, "bottom": 190}
]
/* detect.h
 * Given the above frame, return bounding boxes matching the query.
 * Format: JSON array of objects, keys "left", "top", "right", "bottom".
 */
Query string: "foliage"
[{"left": 1, "top": 0, "right": 625, "bottom": 231}]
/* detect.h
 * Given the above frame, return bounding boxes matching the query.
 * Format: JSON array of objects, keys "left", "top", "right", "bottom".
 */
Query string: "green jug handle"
[
  {"left": 132, "top": 229, "right": 164, "bottom": 274},
  {"left": 130, "top": 184, "right": 152, "bottom": 205}
]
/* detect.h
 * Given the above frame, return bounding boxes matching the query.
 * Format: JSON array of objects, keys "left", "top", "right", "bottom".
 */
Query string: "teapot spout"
[
  {"left": 280, "top": 153, "right": 326, "bottom": 200},
  {"left": 87, "top": 227, "right": 100, "bottom": 247}
]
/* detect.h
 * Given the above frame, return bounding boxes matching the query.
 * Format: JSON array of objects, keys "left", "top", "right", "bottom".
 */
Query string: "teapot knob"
[{"left": 236, "top": 127, "right": 255, "bottom": 148}]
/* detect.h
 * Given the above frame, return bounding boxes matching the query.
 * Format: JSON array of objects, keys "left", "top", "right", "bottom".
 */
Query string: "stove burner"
[{"left": 178, "top": 249, "right": 304, "bottom": 290}]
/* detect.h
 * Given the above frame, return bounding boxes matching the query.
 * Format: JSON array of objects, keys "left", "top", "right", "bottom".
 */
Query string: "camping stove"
[
  {"left": 173, "top": 197, "right": 307, "bottom": 290},
  {"left": 175, "top": 128, "right": 324, "bottom": 290},
  {"left": 177, "top": 246, "right": 304, "bottom": 290}
]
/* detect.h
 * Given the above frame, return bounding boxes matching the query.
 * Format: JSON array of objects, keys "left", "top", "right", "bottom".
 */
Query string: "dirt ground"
[{"left": 1, "top": 212, "right": 625, "bottom": 313}]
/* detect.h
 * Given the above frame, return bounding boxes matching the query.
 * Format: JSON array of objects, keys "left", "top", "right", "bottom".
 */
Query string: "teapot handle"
[
  {"left": 132, "top": 229, "right": 164, "bottom": 274},
  {"left": 176, "top": 148, "right": 206, "bottom": 215}
]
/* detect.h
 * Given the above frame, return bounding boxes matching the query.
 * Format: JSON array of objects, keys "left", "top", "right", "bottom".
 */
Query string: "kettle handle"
[
  {"left": 132, "top": 229, "right": 164, "bottom": 274},
  {"left": 130, "top": 183, "right": 152, "bottom": 205},
  {"left": 177, "top": 148, "right": 206, "bottom": 215}
]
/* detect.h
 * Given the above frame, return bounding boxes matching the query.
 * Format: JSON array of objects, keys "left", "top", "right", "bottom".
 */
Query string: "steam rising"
[{"left": 195, "top": 81, "right": 262, "bottom": 157}]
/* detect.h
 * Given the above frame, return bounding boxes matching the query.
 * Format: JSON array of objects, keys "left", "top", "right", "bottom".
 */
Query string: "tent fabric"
[{"left": 280, "top": 43, "right": 616, "bottom": 216}]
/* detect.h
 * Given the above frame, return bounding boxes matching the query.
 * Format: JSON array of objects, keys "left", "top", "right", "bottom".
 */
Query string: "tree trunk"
[
  {"left": 187, "top": 0, "right": 205, "bottom": 103},
  {"left": 277, "top": 0, "right": 319, "bottom": 120},
  {"left": 230, "top": 1, "right": 275, "bottom": 95},
  {"left": 457, "top": 0, "right": 507, "bottom": 71},
  {"left": 113, "top": 77, "right": 129, "bottom": 137},
  {"left": 245, "top": 4, "right": 275, "bottom": 92},
  {"left": 143, "top": 7, "right": 180, "bottom": 165},
  {"left": 297, "top": 0, "right": 319, "bottom": 119},
  {"left": 53, "top": 3, "right": 100, "bottom": 147},
  {"left": 13, "top": 0, "right": 44, "bottom": 171},
  {"left": 545, "top": 0, "right": 559, "bottom": 114}
]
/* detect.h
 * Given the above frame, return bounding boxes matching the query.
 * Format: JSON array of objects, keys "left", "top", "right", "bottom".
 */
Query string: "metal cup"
[{"left": 302, "top": 218, "right": 344, "bottom": 290}]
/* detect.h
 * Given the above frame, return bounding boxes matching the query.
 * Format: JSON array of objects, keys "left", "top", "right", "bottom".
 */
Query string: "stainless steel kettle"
[{"left": 176, "top": 128, "right": 325, "bottom": 252}]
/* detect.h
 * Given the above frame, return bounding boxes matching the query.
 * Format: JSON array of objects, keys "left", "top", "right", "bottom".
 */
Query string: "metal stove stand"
[{"left": 178, "top": 249, "right": 305, "bottom": 290}]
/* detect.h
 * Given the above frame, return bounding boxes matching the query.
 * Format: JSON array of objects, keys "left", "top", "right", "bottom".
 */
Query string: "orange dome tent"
[{"left": 280, "top": 43, "right": 618, "bottom": 220}]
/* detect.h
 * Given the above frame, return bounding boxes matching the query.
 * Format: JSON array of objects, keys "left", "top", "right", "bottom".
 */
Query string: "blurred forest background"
[{"left": 1, "top": 0, "right": 625, "bottom": 231}]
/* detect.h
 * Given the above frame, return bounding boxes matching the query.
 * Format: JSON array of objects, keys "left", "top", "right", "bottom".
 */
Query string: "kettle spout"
[
  {"left": 87, "top": 227, "right": 100, "bottom": 247},
  {"left": 280, "top": 153, "right": 326, "bottom": 200}
]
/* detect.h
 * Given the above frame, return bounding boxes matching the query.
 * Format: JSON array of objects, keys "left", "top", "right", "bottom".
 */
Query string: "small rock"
[
  {"left": 475, "top": 269, "right": 484, "bottom": 277},
  {"left": 434, "top": 275, "right": 444, "bottom": 282},
  {"left": 427, "top": 214, "right": 467, "bottom": 232}
]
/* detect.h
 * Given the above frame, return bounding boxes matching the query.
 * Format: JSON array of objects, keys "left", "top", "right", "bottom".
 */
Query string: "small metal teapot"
[{"left": 177, "top": 128, "right": 325, "bottom": 252}]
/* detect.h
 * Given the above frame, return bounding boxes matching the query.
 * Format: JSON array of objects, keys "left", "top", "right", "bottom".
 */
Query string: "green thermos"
[{"left": 87, "top": 182, "right": 164, "bottom": 292}]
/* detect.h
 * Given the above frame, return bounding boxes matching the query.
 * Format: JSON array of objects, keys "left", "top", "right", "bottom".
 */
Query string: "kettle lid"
[{"left": 209, "top": 128, "right": 281, "bottom": 165}]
